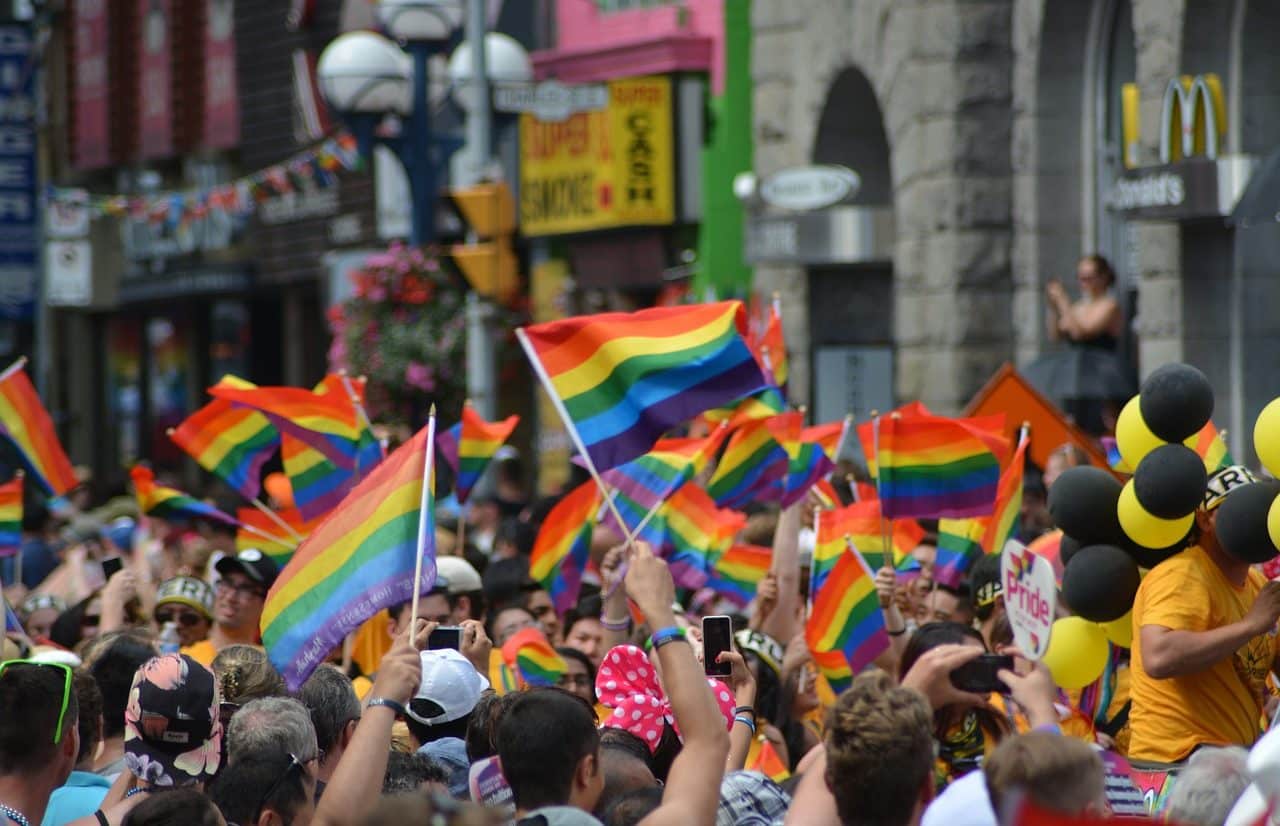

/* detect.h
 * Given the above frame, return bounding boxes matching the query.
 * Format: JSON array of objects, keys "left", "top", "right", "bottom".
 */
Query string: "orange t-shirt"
[
  {"left": 180, "top": 638, "right": 217, "bottom": 668},
  {"left": 1129, "top": 544, "right": 1277, "bottom": 762}
]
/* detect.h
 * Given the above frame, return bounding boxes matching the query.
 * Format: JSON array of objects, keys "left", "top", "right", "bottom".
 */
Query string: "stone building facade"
[{"left": 752, "top": 0, "right": 1280, "bottom": 462}]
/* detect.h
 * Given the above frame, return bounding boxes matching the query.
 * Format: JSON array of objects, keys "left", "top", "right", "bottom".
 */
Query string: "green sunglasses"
[{"left": 0, "top": 659, "right": 73, "bottom": 744}]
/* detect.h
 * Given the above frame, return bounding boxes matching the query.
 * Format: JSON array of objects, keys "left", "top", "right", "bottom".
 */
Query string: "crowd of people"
[{"left": 2, "top": 437, "right": 1279, "bottom": 826}]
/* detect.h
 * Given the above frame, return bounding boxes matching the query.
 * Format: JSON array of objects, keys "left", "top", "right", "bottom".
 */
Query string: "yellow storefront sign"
[{"left": 519, "top": 76, "right": 675, "bottom": 236}]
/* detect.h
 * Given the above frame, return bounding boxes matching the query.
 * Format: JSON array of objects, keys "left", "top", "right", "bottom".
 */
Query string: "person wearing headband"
[{"left": 1129, "top": 466, "right": 1280, "bottom": 764}]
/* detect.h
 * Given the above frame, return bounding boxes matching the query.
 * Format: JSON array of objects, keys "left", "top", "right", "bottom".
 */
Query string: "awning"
[{"left": 1229, "top": 147, "right": 1280, "bottom": 225}]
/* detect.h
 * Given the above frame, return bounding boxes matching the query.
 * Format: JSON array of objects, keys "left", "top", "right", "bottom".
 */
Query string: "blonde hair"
[{"left": 211, "top": 645, "right": 286, "bottom": 706}]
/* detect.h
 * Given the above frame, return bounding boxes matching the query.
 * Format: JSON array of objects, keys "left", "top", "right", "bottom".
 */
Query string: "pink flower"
[{"left": 405, "top": 362, "right": 436, "bottom": 392}]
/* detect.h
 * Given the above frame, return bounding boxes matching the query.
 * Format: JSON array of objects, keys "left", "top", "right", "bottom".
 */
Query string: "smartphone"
[
  {"left": 702, "top": 615, "right": 733, "bottom": 677},
  {"left": 428, "top": 626, "right": 462, "bottom": 651},
  {"left": 949, "top": 653, "right": 1015, "bottom": 694},
  {"left": 101, "top": 557, "right": 124, "bottom": 580}
]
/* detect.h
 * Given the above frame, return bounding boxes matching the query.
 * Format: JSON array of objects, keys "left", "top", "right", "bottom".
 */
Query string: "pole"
[
  {"left": 465, "top": 0, "right": 491, "bottom": 185},
  {"left": 406, "top": 43, "right": 434, "bottom": 247},
  {"left": 409, "top": 406, "right": 438, "bottom": 632}
]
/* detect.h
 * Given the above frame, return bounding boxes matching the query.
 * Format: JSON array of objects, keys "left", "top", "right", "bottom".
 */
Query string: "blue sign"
[{"left": 0, "top": 25, "right": 36, "bottom": 322}]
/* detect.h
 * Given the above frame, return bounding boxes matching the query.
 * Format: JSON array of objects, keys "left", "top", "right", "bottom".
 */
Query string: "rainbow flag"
[
  {"left": 814, "top": 500, "right": 926, "bottom": 586},
  {"left": 281, "top": 434, "right": 358, "bottom": 522},
  {"left": 876, "top": 414, "right": 1008, "bottom": 519},
  {"left": 702, "top": 386, "right": 788, "bottom": 431},
  {"left": 209, "top": 382, "right": 374, "bottom": 473},
  {"left": 706, "top": 413, "right": 796, "bottom": 508},
  {"left": 314, "top": 373, "right": 384, "bottom": 474},
  {"left": 1190, "top": 420, "right": 1232, "bottom": 472},
  {"left": 658, "top": 483, "right": 734, "bottom": 590},
  {"left": 130, "top": 466, "right": 238, "bottom": 526},
  {"left": 1027, "top": 529, "right": 1065, "bottom": 587},
  {"left": 436, "top": 404, "right": 519, "bottom": 504},
  {"left": 757, "top": 295, "right": 788, "bottom": 389},
  {"left": 856, "top": 401, "right": 931, "bottom": 480},
  {"left": 517, "top": 301, "right": 768, "bottom": 472},
  {"left": 805, "top": 539, "right": 887, "bottom": 694},
  {"left": 812, "top": 477, "right": 842, "bottom": 509},
  {"left": 529, "top": 481, "right": 600, "bottom": 614},
  {"left": 262, "top": 421, "right": 437, "bottom": 691},
  {"left": 601, "top": 432, "right": 723, "bottom": 523},
  {"left": 0, "top": 475, "right": 20, "bottom": 557},
  {"left": 746, "top": 738, "right": 791, "bottom": 783},
  {"left": 1101, "top": 437, "right": 1129, "bottom": 473},
  {"left": 804, "top": 418, "right": 850, "bottom": 461},
  {"left": 502, "top": 627, "right": 566, "bottom": 688},
  {"left": 774, "top": 440, "right": 836, "bottom": 508},
  {"left": 236, "top": 507, "right": 321, "bottom": 568},
  {"left": 981, "top": 435, "right": 1028, "bottom": 554},
  {"left": 935, "top": 517, "right": 988, "bottom": 588},
  {"left": 709, "top": 543, "right": 771, "bottom": 607},
  {"left": 169, "top": 398, "right": 279, "bottom": 500},
  {"left": 0, "top": 361, "right": 77, "bottom": 496}
]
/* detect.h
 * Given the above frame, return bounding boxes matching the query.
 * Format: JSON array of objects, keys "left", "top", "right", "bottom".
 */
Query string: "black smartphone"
[
  {"left": 101, "top": 557, "right": 124, "bottom": 580},
  {"left": 702, "top": 615, "right": 733, "bottom": 677},
  {"left": 427, "top": 626, "right": 462, "bottom": 651},
  {"left": 949, "top": 653, "right": 1015, "bottom": 694}
]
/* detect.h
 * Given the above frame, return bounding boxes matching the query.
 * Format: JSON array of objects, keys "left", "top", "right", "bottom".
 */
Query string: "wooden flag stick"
[
  {"left": 250, "top": 498, "right": 303, "bottom": 542},
  {"left": 237, "top": 521, "right": 297, "bottom": 551},
  {"left": 409, "top": 405, "right": 438, "bottom": 633},
  {"left": 339, "top": 370, "right": 385, "bottom": 460}
]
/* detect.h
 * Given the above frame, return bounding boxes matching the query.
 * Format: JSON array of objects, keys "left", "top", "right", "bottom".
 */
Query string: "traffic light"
[{"left": 448, "top": 183, "right": 519, "bottom": 303}]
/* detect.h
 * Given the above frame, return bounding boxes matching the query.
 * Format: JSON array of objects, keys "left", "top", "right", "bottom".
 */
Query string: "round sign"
[{"left": 759, "top": 165, "right": 860, "bottom": 211}]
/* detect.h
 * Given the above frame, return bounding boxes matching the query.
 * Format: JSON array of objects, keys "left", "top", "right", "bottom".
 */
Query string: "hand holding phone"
[
  {"left": 101, "top": 556, "right": 124, "bottom": 580},
  {"left": 427, "top": 626, "right": 462, "bottom": 651},
  {"left": 702, "top": 615, "right": 733, "bottom": 677},
  {"left": 949, "top": 653, "right": 1014, "bottom": 695}
]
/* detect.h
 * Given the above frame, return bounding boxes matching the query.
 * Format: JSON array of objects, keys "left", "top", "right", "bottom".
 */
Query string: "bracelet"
[
  {"left": 600, "top": 614, "right": 631, "bottom": 632},
  {"left": 366, "top": 697, "right": 408, "bottom": 717},
  {"left": 733, "top": 705, "right": 756, "bottom": 719},
  {"left": 733, "top": 715, "right": 756, "bottom": 735},
  {"left": 646, "top": 627, "right": 686, "bottom": 652},
  {"left": 886, "top": 626, "right": 907, "bottom": 637}
]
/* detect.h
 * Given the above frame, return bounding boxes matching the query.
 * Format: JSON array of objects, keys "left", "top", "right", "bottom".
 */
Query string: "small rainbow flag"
[
  {"left": 981, "top": 434, "right": 1028, "bottom": 555},
  {"left": 529, "top": 481, "right": 601, "bottom": 614},
  {"left": 169, "top": 397, "right": 279, "bottom": 500},
  {"left": 856, "top": 401, "right": 931, "bottom": 480},
  {"left": 702, "top": 386, "right": 788, "bottom": 431},
  {"left": 804, "top": 418, "right": 850, "bottom": 461},
  {"left": 814, "top": 500, "right": 925, "bottom": 586},
  {"left": 262, "top": 420, "right": 437, "bottom": 691},
  {"left": 1190, "top": 420, "right": 1232, "bottom": 473},
  {"left": 806, "top": 539, "right": 887, "bottom": 695},
  {"left": 1101, "top": 437, "right": 1129, "bottom": 473},
  {"left": 436, "top": 403, "right": 519, "bottom": 504},
  {"left": 876, "top": 414, "right": 1008, "bottom": 519},
  {"left": 774, "top": 440, "right": 836, "bottom": 509},
  {"left": 1027, "top": 529, "right": 1065, "bottom": 587},
  {"left": 235, "top": 507, "right": 321, "bottom": 568},
  {"left": 758, "top": 295, "right": 788, "bottom": 389},
  {"left": 706, "top": 413, "right": 796, "bottom": 508},
  {"left": 746, "top": 737, "right": 791, "bottom": 783},
  {"left": 935, "top": 517, "right": 989, "bottom": 588},
  {"left": 709, "top": 543, "right": 772, "bottom": 607},
  {"left": 281, "top": 434, "right": 357, "bottom": 522},
  {"left": 659, "top": 483, "right": 737, "bottom": 590},
  {"left": 0, "top": 360, "right": 78, "bottom": 496},
  {"left": 502, "top": 627, "right": 566, "bottom": 688},
  {"left": 130, "top": 466, "right": 238, "bottom": 526},
  {"left": 812, "top": 477, "right": 842, "bottom": 509},
  {"left": 517, "top": 301, "right": 768, "bottom": 473},
  {"left": 0, "top": 475, "right": 21, "bottom": 557},
  {"left": 601, "top": 431, "right": 725, "bottom": 526}
]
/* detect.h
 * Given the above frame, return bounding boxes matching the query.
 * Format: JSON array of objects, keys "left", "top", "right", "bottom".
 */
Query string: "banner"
[
  {"left": 71, "top": 0, "right": 110, "bottom": 169},
  {"left": 0, "top": 25, "right": 37, "bottom": 322},
  {"left": 202, "top": 0, "right": 239, "bottom": 148},
  {"left": 137, "top": 0, "right": 173, "bottom": 159},
  {"left": 518, "top": 76, "right": 675, "bottom": 236}
]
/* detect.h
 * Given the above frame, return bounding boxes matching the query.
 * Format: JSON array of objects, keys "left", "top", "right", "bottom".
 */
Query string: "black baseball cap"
[{"left": 215, "top": 549, "right": 280, "bottom": 590}]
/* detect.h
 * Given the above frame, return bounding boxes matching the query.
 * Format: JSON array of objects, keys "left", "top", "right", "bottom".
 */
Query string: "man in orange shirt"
[
  {"left": 181, "top": 549, "right": 279, "bottom": 666},
  {"left": 1129, "top": 467, "right": 1280, "bottom": 764}
]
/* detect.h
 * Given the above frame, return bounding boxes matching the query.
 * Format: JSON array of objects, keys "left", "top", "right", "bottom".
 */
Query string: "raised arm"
[{"left": 762, "top": 501, "right": 803, "bottom": 644}]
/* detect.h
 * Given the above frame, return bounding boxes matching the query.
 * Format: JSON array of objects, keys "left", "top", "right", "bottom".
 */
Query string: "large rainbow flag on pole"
[
  {"left": 436, "top": 403, "right": 520, "bottom": 504},
  {"left": 516, "top": 301, "right": 767, "bottom": 473},
  {"left": 0, "top": 475, "right": 21, "bottom": 557},
  {"left": 0, "top": 359, "right": 78, "bottom": 496},
  {"left": 169, "top": 398, "right": 279, "bottom": 501},
  {"left": 529, "top": 481, "right": 601, "bottom": 614},
  {"left": 981, "top": 432, "right": 1028, "bottom": 554},
  {"left": 262, "top": 420, "right": 437, "bottom": 691},
  {"left": 876, "top": 413, "right": 1008, "bottom": 519},
  {"left": 130, "top": 466, "right": 238, "bottom": 526},
  {"left": 805, "top": 538, "right": 888, "bottom": 694}
]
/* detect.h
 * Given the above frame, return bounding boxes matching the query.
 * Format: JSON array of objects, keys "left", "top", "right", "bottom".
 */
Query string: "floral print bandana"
[{"left": 124, "top": 654, "right": 222, "bottom": 786}]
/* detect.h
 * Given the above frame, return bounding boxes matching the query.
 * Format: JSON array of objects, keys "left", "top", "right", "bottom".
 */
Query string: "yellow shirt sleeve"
[{"left": 1138, "top": 561, "right": 1212, "bottom": 633}]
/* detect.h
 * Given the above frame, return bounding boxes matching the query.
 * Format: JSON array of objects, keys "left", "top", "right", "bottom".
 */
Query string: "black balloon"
[
  {"left": 1139, "top": 363, "right": 1214, "bottom": 443},
  {"left": 1133, "top": 444, "right": 1208, "bottom": 519},
  {"left": 1062, "top": 545, "right": 1142, "bottom": 623},
  {"left": 1216, "top": 480, "right": 1280, "bottom": 564},
  {"left": 1047, "top": 466, "right": 1125, "bottom": 546},
  {"left": 1123, "top": 537, "right": 1187, "bottom": 569},
  {"left": 1059, "top": 534, "right": 1084, "bottom": 567}
]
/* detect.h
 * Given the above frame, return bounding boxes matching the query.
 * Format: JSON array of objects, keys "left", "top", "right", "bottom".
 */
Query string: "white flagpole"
[{"left": 409, "top": 406, "right": 438, "bottom": 632}]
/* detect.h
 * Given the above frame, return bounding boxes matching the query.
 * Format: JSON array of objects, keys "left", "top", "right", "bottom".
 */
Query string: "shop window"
[
  {"left": 107, "top": 319, "right": 142, "bottom": 467},
  {"left": 146, "top": 315, "right": 189, "bottom": 467}
]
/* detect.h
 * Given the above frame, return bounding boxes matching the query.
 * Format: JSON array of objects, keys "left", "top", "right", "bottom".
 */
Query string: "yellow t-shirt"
[
  {"left": 1129, "top": 544, "right": 1277, "bottom": 762},
  {"left": 181, "top": 639, "right": 217, "bottom": 668}
]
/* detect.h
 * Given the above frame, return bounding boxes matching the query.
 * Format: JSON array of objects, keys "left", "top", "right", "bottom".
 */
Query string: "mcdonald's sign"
[{"left": 1120, "top": 74, "right": 1226, "bottom": 168}]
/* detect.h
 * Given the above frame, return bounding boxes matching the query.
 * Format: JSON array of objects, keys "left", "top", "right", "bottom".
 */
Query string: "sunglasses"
[
  {"left": 251, "top": 752, "right": 307, "bottom": 825},
  {"left": 155, "top": 609, "right": 204, "bottom": 627},
  {"left": 0, "top": 659, "right": 73, "bottom": 744}
]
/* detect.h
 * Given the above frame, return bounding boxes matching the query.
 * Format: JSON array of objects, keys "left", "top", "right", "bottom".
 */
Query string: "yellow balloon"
[
  {"left": 1042, "top": 616, "right": 1109, "bottom": 689},
  {"left": 1268, "top": 494, "right": 1280, "bottom": 552},
  {"left": 1255, "top": 398, "right": 1280, "bottom": 478},
  {"left": 1118, "top": 479, "right": 1194, "bottom": 548},
  {"left": 1116, "top": 395, "right": 1166, "bottom": 470},
  {"left": 1102, "top": 611, "right": 1133, "bottom": 648}
]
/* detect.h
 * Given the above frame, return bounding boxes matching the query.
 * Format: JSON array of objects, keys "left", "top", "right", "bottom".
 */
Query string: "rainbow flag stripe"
[
  {"left": 262, "top": 422, "right": 436, "bottom": 691},
  {"left": 601, "top": 436, "right": 709, "bottom": 519},
  {"left": 170, "top": 398, "right": 279, "bottom": 500},
  {"left": 661, "top": 483, "right": 739, "bottom": 590},
  {"left": 529, "top": 481, "right": 600, "bottom": 613},
  {"left": 981, "top": 435, "right": 1027, "bottom": 555},
  {"left": 703, "top": 386, "right": 788, "bottom": 431},
  {"left": 210, "top": 383, "right": 374, "bottom": 473},
  {"left": 0, "top": 362, "right": 78, "bottom": 496},
  {"left": 282, "top": 434, "right": 357, "bottom": 522},
  {"left": 774, "top": 440, "right": 836, "bottom": 509},
  {"left": 814, "top": 500, "right": 925, "bottom": 586},
  {"left": 856, "top": 401, "right": 931, "bottom": 480},
  {"left": 877, "top": 414, "right": 1008, "bottom": 519},
  {"left": 502, "top": 628, "right": 566, "bottom": 688},
  {"left": 437, "top": 405, "right": 519, "bottom": 505},
  {"left": 706, "top": 414, "right": 795, "bottom": 508},
  {"left": 519, "top": 301, "right": 768, "bottom": 472},
  {"left": 806, "top": 540, "right": 887, "bottom": 694},
  {"left": 709, "top": 543, "right": 771, "bottom": 607},
  {"left": 935, "top": 517, "right": 989, "bottom": 588},
  {"left": 314, "top": 374, "right": 384, "bottom": 475},
  {"left": 236, "top": 506, "right": 321, "bottom": 568},
  {"left": 0, "top": 476, "right": 21, "bottom": 557},
  {"left": 1191, "top": 420, "right": 1233, "bottom": 472},
  {"left": 130, "top": 466, "right": 238, "bottom": 526}
]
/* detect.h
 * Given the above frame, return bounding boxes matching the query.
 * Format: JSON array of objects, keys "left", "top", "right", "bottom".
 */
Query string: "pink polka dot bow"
[{"left": 595, "top": 644, "right": 737, "bottom": 751}]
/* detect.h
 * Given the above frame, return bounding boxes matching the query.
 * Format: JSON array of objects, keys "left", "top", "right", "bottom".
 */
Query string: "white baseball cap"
[
  {"left": 406, "top": 648, "right": 490, "bottom": 726},
  {"left": 436, "top": 556, "right": 483, "bottom": 594}
]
